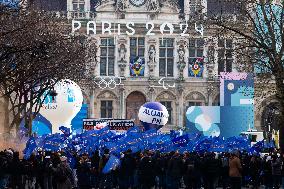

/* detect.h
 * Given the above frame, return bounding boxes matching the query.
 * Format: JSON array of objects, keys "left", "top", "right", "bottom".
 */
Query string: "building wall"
[{"left": 0, "top": 0, "right": 277, "bottom": 134}]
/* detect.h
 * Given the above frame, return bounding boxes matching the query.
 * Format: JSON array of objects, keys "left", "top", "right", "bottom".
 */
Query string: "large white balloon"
[{"left": 39, "top": 79, "right": 83, "bottom": 134}]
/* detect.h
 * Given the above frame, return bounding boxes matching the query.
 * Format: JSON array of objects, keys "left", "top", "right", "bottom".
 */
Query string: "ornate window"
[
  {"left": 129, "top": 37, "right": 145, "bottom": 76},
  {"left": 101, "top": 100, "right": 113, "bottom": 118},
  {"left": 189, "top": 39, "right": 204, "bottom": 59},
  {"left": 72, "top": 0, "right": 85, "bottom": 11},
  {"left": 159, "top": 38, "right": 174, "bottom": 77},
  {"left": 188, "top": 38, "right": 204, "bottom": 77},
  {"left": 217, "top": 38, "right": 233, "bottom": 74},
  {"left": 207, "top": 0, "right": 240, "bottom": 15},
  {"left": 100, "top": 38, "right": 115, "bottom": 76},
  {"left": 130, "top": 37, "right": 145, "bottom": 59},
  {"left": 160, "top": 101, "right": 172, "bottom": 124},
  {"left": 189, "top": 0, "right": 202, "bottom": 14}
]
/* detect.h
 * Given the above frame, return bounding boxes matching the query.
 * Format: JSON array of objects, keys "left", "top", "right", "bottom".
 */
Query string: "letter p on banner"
[{"left": 72, "top": 20, "right": 82, "bottom": 33}]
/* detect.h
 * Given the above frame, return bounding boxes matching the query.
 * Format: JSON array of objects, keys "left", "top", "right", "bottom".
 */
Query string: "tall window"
[
  {"left": 130, "top": 37, "right": 145, "bottom": 60},
  {"left": 161, "top": 101, "right": 172, "bottom": 124},
  {"left": 188, "top": 101, "right": 202, "bottom": 107},
  {"left": 100, "top": 38, "right": 115, "bottom": 76},
  {"left": 189, "top": 38, "right": 204, "bottom": 60},
  {"left": 218, "top": 38, "right": 233, "bottom": 74},
  {"left": 207, "top": 0, "right": 240, "bottom": 16},
  {"left": 101, "top": 101, "right": 113, "bottom": 118},
  {"left": 159, "top": 38, "right": 174, "bottom": 77},
  {"left": 72, "top": 0, "right": 85, "bottom": 11},
  {"left": 189, "top": 0, "right": 202, "bottom": 14}
]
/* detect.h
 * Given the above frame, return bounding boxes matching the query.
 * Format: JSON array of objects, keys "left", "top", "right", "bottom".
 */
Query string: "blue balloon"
[{"left": 138, "top": 102, "right": 169, "bottom": 131}]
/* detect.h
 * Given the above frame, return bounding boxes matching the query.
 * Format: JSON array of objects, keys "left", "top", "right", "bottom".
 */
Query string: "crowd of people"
[{"left": 0, "top": 148, "right": 283, "bottom": 189}]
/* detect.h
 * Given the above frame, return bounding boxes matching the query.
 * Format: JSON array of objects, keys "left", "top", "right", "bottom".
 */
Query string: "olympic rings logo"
[
  {"left": 94, "top": 76, "right": 124, "bottom": 89},
  {"left": 150, "top": 77, "right": 176, "bottom": 90}
]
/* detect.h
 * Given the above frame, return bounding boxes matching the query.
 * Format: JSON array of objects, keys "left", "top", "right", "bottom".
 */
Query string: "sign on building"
[{"left": 83, "top": 118, "right": 135, "bottom": 131}]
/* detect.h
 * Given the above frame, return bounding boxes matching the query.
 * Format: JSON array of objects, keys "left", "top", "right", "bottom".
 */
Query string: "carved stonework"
[
  {"left": 185, "top": 92, "right": 206, "bottom": 101},
  {"left": 176, "top": 38, "right": 188, "bottom": 80},
  {"left": 146, "top": 0, "right": 160, "bottom": 12},
  {"left": 156, "top": 91, "right": 176, "bottom": 101},
  {"left": 117, "top": 38, "right": 127, "bottom": 76},
  {"left": 116, "top": 0, "right": 129, "bottom": 12},
  {"left": 147, "top": 39, "right": 157, "bottom": 79},
  {"left": 97, "top": 91, "right": 117, "bottom": 99}
]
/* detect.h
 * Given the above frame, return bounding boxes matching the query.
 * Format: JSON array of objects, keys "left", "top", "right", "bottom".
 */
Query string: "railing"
[
  {"left": 68, "top": 11, "right": 96, "bottom": 19},
  {"left": 46, "top": 11, "right": 96, "bottom": 19}
]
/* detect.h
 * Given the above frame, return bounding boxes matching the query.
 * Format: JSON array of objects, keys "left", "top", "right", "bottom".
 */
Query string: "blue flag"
[
  {"left": 172, "top": 134, "right": 189, "bottom": 147},
  {"left": 59, "top": 126, "right": 71, "bottom": 137},
  {"left": 102, "top": 155, "right": 120, "bottom": 174},
  {"left": 23, "top": 137, "right": 37, "bottom": 159}
]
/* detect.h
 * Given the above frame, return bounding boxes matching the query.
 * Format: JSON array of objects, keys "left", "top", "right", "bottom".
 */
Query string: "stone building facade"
[{"left": 0, "top": 0, "right": 280, "bottom": 135}]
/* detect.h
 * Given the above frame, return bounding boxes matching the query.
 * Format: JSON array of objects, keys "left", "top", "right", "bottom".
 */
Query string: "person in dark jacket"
[
  {"left": 77, "top": 155, "right": 91, "bottom": 189},
  {"left": 119, "top": 149, "right": 136, "bottom": 188},
  {"left": 167, "top": 152, "right": 184, "bottom": 189},
  {"left": 9, "top": 151, "right": 23, "bottom": 189},
  {"left": 183, "top": 152, "right": 200, "bottom": 189},
  {"left": 202, "top": 152, "right": 222, "bottom": 189},
  {"left": 99, "top": 149, "right": 112, "bottom": 189},
  {"left": 90, "top": 150, "right": 100, "bottom": 188},
  {"left": 138, "top": 151, "right": 155, "bottom": 189},
  {"left": 53, "top": 156, "right": 74, "bottom": 189},
  {"left": 271, "top": 154, "right": 282, "bottom": 188},
  {"left": 262, "top": 156, "right": 273, "bottom": 189},
  {"left": 249, "top": 156, "right": 260, "bottom": 189},
  {"left": 154, "top": 152, "right": 167, "bottom": 189}
]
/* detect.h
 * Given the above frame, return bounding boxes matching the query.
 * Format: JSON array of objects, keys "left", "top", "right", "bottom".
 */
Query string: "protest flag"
[{"left": 102, "top": 155, "right": 121, "bottom": 174}]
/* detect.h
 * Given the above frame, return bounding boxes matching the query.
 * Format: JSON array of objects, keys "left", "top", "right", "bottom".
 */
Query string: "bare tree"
[
  {"left": 208, "top": 0, "right": 284, "bottom": 151},
  {"left": 0, "top": 2, "right": 92, "bottom": 135}
]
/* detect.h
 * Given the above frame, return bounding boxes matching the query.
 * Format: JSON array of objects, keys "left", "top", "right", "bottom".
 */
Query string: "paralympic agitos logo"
[{"left": 72, "top": 20, "right": 204, "bottom": 36}]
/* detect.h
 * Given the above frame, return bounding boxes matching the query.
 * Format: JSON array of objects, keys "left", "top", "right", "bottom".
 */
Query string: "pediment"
[
  {"left": 95, "top": 0, "right": 116, "bottom": 12},
  {"left": 95, "top": 0, "right": 180, "bottom": 14}
]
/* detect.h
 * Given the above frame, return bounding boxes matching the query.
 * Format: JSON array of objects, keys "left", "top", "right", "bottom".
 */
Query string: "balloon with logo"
[
  {"left": 38, "top": 79, "right": 83, "bottom": 134},
  {"left": 138, "top": 102, "right": 169, "bottom": 131}
]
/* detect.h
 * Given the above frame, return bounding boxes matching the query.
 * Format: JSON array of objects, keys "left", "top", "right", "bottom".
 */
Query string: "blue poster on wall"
[
  {"left": 186, "top": 72, "right": 254, "bottom": 138},
  {"left": 130, "top": 56, "right": 145, "bottom": 76}
]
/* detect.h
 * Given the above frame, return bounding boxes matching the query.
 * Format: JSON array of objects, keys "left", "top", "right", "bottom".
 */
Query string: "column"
[
  {"left": 90, "top": 89, "right": 95, "bottom": 118},
  {"left": 178, "top": 86, "right": 184, "bottom": 128},
  {"left": 119, "top": 87, "right": 125, "bottom": 119}
]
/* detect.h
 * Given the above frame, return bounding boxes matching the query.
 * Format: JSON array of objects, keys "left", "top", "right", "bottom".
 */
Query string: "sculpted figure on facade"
[
  {"left": 148, "top": 45, "right": 156, "bottom": 79},
  {"left": 116, "top": 0, "right": 129, "bottom": 12},
  {"left": 118, "top": 43, "right": 127, "bottom": 76},
  {"left": 177, "top": 46, "right": 186, "bottom": 80},
  {"left": 146, "top": 0, "right": 159, "bottom": 12},
  {"left": 148, "top": 45, "right": 156, "bottom": 64},
  {"left": 178, "top": 48, "right": 185, "bottom": 63},
  {"left": 118, "top": 44, "right": 127, "bottom": 63}
]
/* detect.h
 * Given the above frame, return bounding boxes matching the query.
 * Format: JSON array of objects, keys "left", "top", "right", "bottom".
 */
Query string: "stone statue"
[
  {"left": 178, "top": 48, "right": 185, "bottom": 63},
  {"left": 118, "top": 44, "right": 126, "bottom": 62},
  {"left": 148, "top": 45, "right": 156, "bottom": 63},
  {"left": 147, "top": 0, "right": 159, "bottom": 11},
  {"left": 116, "top": 0, "right": 129, "bottom": 12}
]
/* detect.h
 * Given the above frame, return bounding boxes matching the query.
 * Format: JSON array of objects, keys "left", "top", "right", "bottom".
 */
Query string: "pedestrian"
[
  {"left": 167, "top": 152, "right": 184, "bottom": 189},
  {"left": 229, "top": 151, "right": 242, "bottom": 189},
  {"left": 53, "top": 156, "right": 74, "bottom": 189},
  {"left": 271, "top": 154, "right": 282, "bottom": 188}
]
